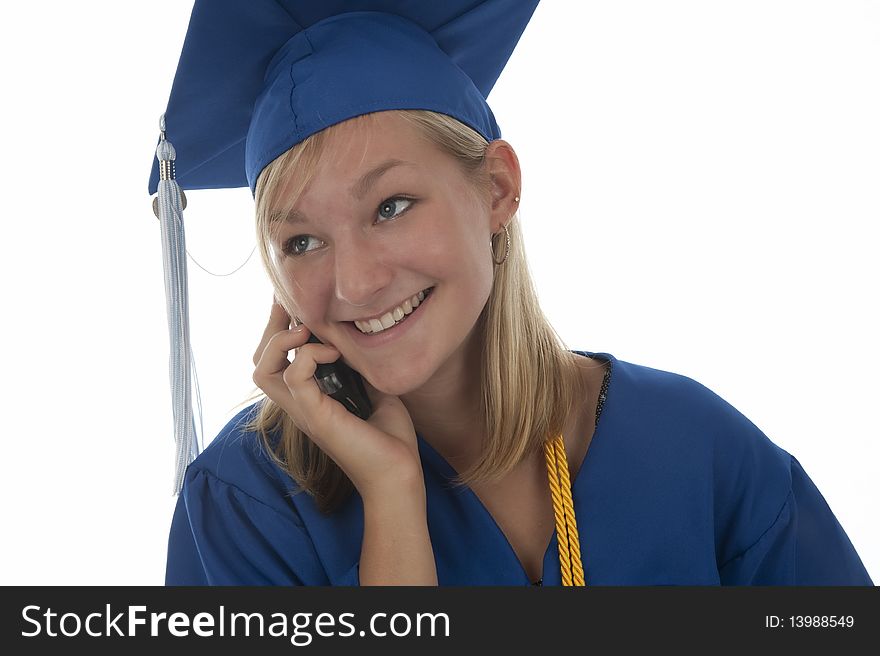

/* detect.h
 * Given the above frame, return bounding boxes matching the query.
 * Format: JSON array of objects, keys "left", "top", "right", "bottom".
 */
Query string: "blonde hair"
[{"left": 241, "top": 109, "right": 588, "bottom": 514}]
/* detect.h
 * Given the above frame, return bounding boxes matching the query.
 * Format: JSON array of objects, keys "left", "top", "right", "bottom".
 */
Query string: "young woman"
[{"left": 156, "top": 3, "right": 872, "bottom": 586}]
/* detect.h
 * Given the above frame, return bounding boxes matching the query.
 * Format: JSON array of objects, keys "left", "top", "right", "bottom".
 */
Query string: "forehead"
[
  {"left": 315, "top": 111, "right": 438, "bottom": 176},
  {"left": 268, "top": 111, "right": 459, "bottom": 226}
]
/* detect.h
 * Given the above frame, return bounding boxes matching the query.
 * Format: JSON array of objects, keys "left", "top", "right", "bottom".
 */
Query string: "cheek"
[
  {"left": 275, "top": 266, "right": 331, "bottom": 320},
  {"left": 421, "top": 223, "right": 495, "bottom": 317},
  {"left": 431, "top": 215, "right": 493, "bottom": 281},
  {"left": 420, "top": 201, "right": 490, "bottom": 262}
]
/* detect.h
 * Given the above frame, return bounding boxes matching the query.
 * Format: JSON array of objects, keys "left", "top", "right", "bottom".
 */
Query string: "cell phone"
[{"left": 306, "top": 333, "right": 373, "bottom": 420}]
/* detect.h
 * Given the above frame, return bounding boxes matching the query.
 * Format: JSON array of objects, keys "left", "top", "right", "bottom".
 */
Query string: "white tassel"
[{"left": 154, "top": 114, "right": 201, "bottom": 495}]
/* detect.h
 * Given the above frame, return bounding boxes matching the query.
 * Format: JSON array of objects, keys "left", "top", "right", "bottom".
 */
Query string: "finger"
[
  {"left": 253, "top": 299, "right": 293, "bottom": 366},
  {"left": 254, "top": 335, "right": 341, "bottom": 434},
  {"left": 253, "top": 325, "right": 310, "bottom": 384},
  {"left": 282, "top": 341, "right": 343, "bottom": 415},
  {"left": 272, "top": 295, "right": 294, "bottom": 322},
  {"left": 253, "top": 328, "right": 335, "bottom": 404},
  {"left": 284, "top": 343, "right": 378, "bottom": 447}
]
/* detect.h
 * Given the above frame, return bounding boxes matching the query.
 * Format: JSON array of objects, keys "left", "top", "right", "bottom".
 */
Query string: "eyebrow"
[{"left": 272, "top": 158, "right": 414, "bottom": 226}]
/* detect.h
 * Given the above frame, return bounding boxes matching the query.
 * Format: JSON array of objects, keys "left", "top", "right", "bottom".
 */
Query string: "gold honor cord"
[{"left": 543, "top": 435, "right": 586, "bottom": 586}]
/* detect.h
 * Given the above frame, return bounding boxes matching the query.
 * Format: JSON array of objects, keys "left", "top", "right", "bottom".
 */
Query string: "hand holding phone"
[
  {"left": 252, "top": 301, "right": 424, "bottom": 498},
  {"left": 306, "top": 332, "right": 372, "bottom": 420}
]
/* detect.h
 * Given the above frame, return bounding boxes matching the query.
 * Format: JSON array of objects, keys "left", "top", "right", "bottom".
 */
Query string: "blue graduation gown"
[{"left": 165, "top": 351, "right": 873, "bottom": 586}]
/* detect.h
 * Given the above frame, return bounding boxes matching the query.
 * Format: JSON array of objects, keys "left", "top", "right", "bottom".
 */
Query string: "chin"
[
  {"left": 361, "top": 359, "right": 435, "bottom": 398},
  {"left": 364, "top": 371, "right": 423, "bottom": 398}
]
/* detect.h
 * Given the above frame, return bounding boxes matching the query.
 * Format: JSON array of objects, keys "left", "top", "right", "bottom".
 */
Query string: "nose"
[{"left": 333, "top": 235, "right": 393, "bottom": 309}]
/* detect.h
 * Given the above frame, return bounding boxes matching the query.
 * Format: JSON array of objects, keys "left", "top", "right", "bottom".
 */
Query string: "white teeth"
[{"left": 353, "top": 288, "right": 432, "bottom": 335}]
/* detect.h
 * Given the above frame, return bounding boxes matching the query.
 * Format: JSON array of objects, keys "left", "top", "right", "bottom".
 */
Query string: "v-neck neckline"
[{"left": 415, "top": 350, "right": 615, "bottom": 585}]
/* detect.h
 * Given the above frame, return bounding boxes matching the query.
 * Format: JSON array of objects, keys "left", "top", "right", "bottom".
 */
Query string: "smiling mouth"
[{"left": 351, "top": 286, "right": 434, "bottom": 335}]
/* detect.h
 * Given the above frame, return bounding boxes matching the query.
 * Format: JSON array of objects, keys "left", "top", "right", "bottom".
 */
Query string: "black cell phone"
[{"left": 306, "top": 333, "right": 373, "bottom": 420}]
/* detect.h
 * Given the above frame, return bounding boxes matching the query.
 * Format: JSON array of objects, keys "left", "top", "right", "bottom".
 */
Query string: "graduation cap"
[{"left": 149, "top": 0, "right": 541, "bottom": 494}]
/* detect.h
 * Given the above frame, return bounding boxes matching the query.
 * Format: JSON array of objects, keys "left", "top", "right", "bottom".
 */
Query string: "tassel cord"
[
  {"left": 155, "top": 124, "right": 202, "bottom": 495},
  {"left": 543, "top": 434, "right": 586, "bottom": 586}
]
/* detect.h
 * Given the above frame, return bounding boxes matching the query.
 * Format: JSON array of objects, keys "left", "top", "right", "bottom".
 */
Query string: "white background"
[{"left": 0, "top": 1, "right": 876, "bottom": 584}]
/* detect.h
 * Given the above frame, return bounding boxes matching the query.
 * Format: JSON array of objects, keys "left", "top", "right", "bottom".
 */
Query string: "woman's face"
[{"left": 271, "top": 112, "right": 499, "bottom": 396}]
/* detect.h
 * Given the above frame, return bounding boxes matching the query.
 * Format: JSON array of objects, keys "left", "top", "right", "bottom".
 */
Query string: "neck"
[{"left": 400, "top": 330, "right": 484, "bottom": 470}]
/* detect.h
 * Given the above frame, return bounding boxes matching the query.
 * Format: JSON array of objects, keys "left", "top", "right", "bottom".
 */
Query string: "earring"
[{"left": 492, "top": 224, "right": 510, "bottom": 265}]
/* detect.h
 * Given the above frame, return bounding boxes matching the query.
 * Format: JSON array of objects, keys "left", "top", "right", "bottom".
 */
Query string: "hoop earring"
[{"left": 492, "top": 224, "right": 510, "bottom": 266}]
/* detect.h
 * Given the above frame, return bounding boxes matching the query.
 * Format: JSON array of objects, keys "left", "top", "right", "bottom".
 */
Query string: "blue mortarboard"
[
  {"left": 149, "top": 0, "right": 540, "bottom": 493},
  {"left": 149, "top": 0, "right": 540, "bottom": 195}
]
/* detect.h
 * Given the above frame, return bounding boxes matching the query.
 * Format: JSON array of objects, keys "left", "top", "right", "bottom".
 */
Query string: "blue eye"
[
  {"left": 282, "top": 196, "right": 416, "bottom": 257},
  {"left": 282, "top": 235, "right": 321, "bottom": 257},
  {"left": 378, "top": 196, "right": 414, "bottom": 221}
]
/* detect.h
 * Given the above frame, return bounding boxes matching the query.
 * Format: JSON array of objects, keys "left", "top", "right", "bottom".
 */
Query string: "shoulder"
[
  {"left": 599, "top": 352, "right": 789, "bottom": 469},
  {"left": 182, "top": 401, "right": 298, "bottom": 517},
  {"left": 587, "top": 352, "right": 794, "bottom": 555},
  {"left": 581, "top": 350, "right": 777, "bottom": 436}
]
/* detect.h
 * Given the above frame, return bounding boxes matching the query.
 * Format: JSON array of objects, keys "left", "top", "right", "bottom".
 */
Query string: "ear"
[{"left": 484, "top": 140, "right": 522, "bottom": 234}]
